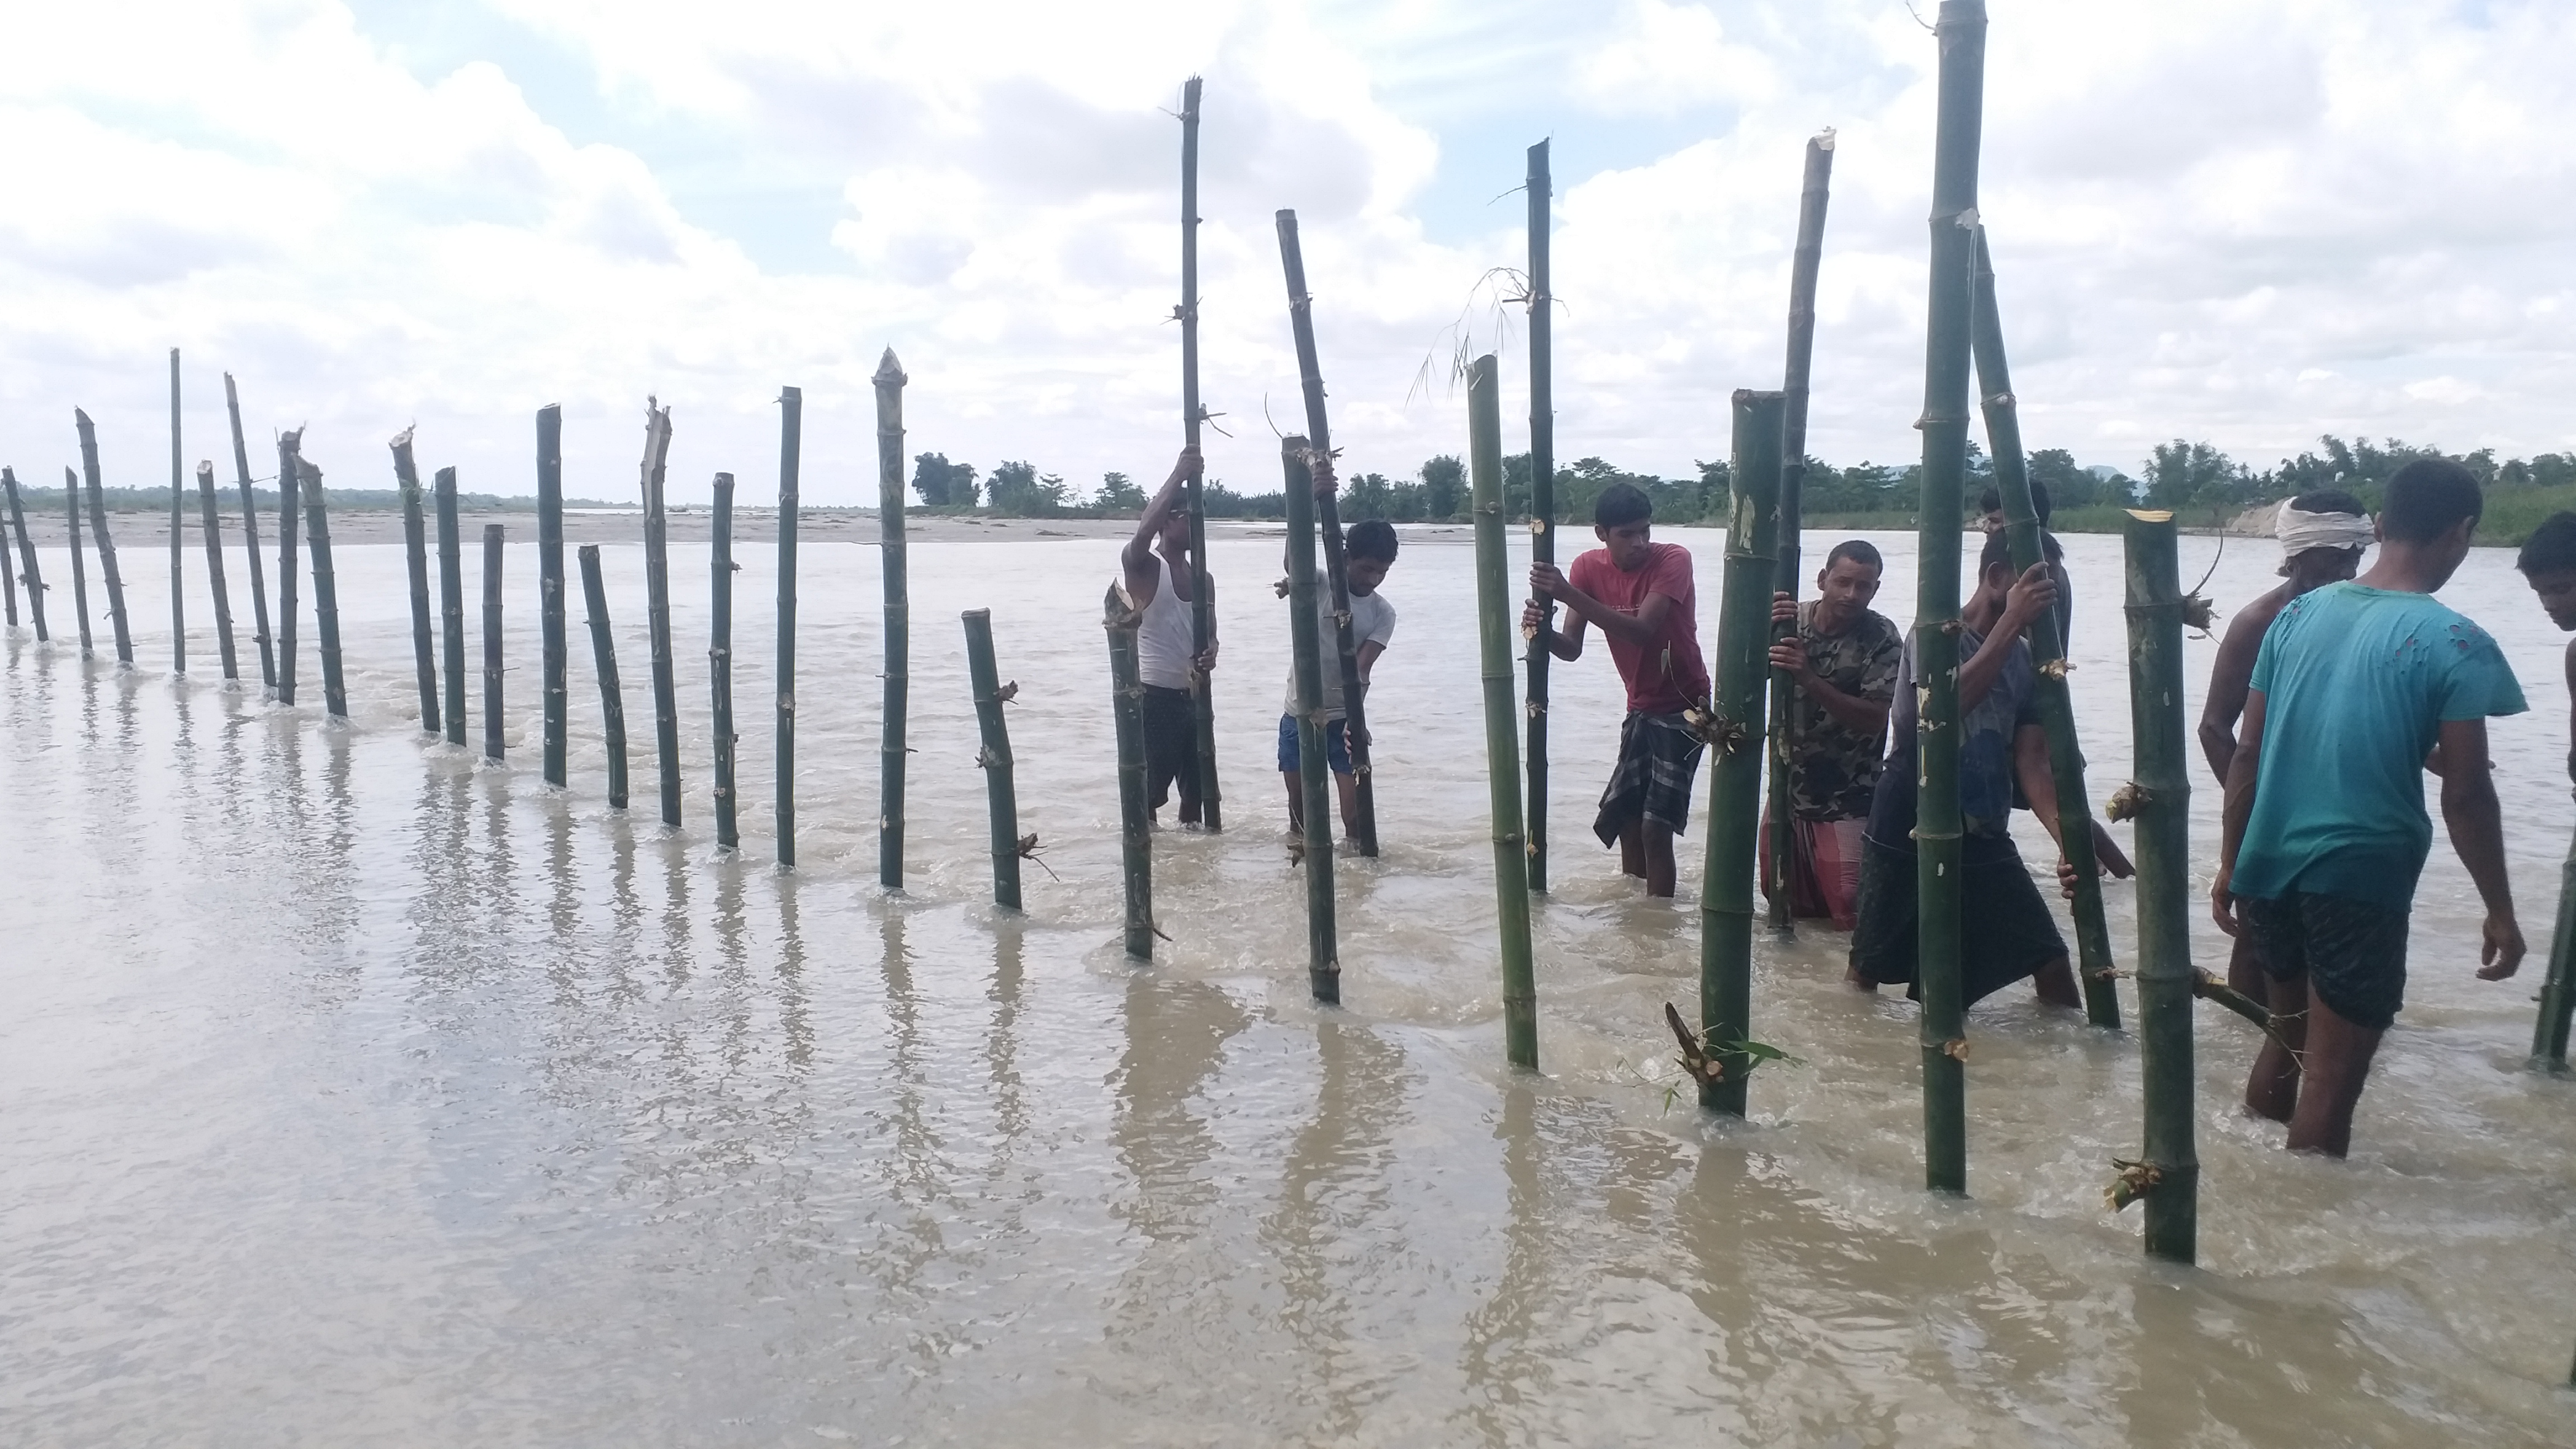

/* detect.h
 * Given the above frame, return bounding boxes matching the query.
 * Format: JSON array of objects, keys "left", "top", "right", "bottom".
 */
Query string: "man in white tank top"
[{"left": 1121, "top": 447, "right": 1215, "bottom": 826}]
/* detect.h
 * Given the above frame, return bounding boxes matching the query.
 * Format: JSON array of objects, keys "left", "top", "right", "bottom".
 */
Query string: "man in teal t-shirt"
[{"left": 2215, "top": 458, "right": 2527, "bottom": 1157}]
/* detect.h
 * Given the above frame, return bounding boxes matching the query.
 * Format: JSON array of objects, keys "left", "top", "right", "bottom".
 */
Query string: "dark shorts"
[
  {"left": 1142, "top": 684, "right": 1203, "bottom": 821},
  {"left": 2237, "top": 891, "right": 2411, "bottom": 1032},
  {"left": 1593, "top": 711, "right": 1704, "bottom": 845},
  {"left": 1852, "top": 834, "right": 2067, "bottom": 1007},
  {"left": 1277, "top": 714, "right": 1353, "bottom": 775}
]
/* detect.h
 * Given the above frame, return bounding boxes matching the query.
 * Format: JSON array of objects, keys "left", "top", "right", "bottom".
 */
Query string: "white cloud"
[{"left": 1572, "top": 1, "right": 1780, "bottom": 118}]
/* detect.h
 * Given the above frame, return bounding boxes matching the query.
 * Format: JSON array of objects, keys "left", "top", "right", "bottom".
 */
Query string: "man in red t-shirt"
[{"left": 1522, "top": 481, "right": 1710, "bottom": 897}]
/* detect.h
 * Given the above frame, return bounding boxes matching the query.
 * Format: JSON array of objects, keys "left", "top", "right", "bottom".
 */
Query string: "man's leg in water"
[
  {"left": 2030, "top": 954, "right": 2080, "bottom": 1008},
  {"left": 1334, "top": 770, "right": 1361, "bottom": 840},
  {"left": 2286, "top": 991, "right": 2383, "bottom": 1157},
  {"left": 1282, "top": 771, "right": 1304, "bottom": 834},
  {"left": 1618, "top": 818, "right": 1646, "bottom": 880},
  {"left": 2225, "top": 931, "right": 2266, "bottom": 998},
  {"left": 1644, "top": 823, "right": 1677, "bottom": 898},
  {"left": 2246, "top": 971, "right": 2308, "bottom": 1124}
]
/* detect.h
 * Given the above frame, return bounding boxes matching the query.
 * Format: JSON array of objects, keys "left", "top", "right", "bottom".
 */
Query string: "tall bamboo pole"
[
  {"left": 963, "top": 608, "right": 1024, "bottom": 911},
  {"left": 776, "top": 385, "right": 802, "bottom": 869},
  {"left": 2530, "top": 845, "right": 2576, "bottom": 1069},
  {"left": 0, "top": 477, "right": 16, "bottom": 630},
  {"left": 1972, "top": 228, "right": 2122, "bottom": 1029},
  {"left": 1704, "top": 391, "right": 1786, "bottom": 1114},
  {"left": 711, "top": 471, "right": 740, "bottom": 849},
  {"left": 1524, "top": 138, "right": 1556, "bottom": 893},
  {"left": 76, "top": 410, "right": 134, "bottom": 666},
  {"left": 1914, "top": 0, "right": 1987, "bottom": 1197},
  {"left": 875, "top": 353, "right": 909, "bottom": 888},
  {"left": 273, "top": 429, "right": 302, "bottom": 702},
  {"left": 224, "top": 375, "right": 272, "bottom": 692},
  {"left": 1178, "top": 74, "right": 1224, "bottom": 832},
  {"left": 64, "top": 469, "right": 92, "bottom": 655},
  {"left": 638, "top": 400, "right": 680, "bottom": 826},
  {"left": 191, "top": 463, "right": 234, "bottom": 678},
  {"left": 482, "top": 523, "right": 505, "bottom": 761},
  {"left": 392, "top": 429, "right": 436, "bottom": 730},
  {"left": 2124, "top": 509, "right": 2196, "bottom": 1263},
  {"left": 1469, "top": 356, "right": 1540, "bottom": 1068},
  {"left": 168, "top": 349, "right": 186, "bottom": 673},
  {"left": 302, "top": 460, "right": 347, "bottom": 720},
  {"left": 1104, "top": 581, "right": 1154, "bottom": 960},
  {"left": 578, "top": 543, "right": 628, "bottom": 809},
  {"left": 538, "top": 405, "right": 568, "bottom": 787},
  {"left": 1275, "top": 209, "right": 1379, "bottom": 855},
  {"left": 4, "top": 468, "right": 46, "bottom": 641},
  {"left": 1282, "top": 436, "right": 1341, "bottom": 1003},
  {"left": 435, "top": 467, "right": 467, "bottom": 746},
  {"left": 1768, "top": 131, "right": 1836, "bottom": 934}
]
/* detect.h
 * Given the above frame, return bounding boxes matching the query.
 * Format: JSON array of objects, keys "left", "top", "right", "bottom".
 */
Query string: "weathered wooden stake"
[
  {"left": 2530, "top": 840, "right": 2576, "bottom": 1069},
  {"left": 435, "top": 467, "right": 467, "bottom": 746},
  {"left": 168, "top": 349, "right": 186, "bottom": 673},
  {"left": 638, "top": 400, "right": 680, "bottom": 825},
  {"left": 963, "top": 608, "right": 1023, "bottom": 911},
  {"left": 195, "top": 463, "right": 234, "bottom": 678},
  {"left": 537, "top": 405, "right": 567, "bottom": 787},
  {"left": 1704, "top": 391, "right": 1786, "bottom": 1115},
  {"left": 224, "top": 375, "right": 272, "bottom": 691},
  {"left": 1469, "top": 355, "right": 1539, "bottom": 1069},
  {"left": 1178, "top": 75, "right": 1224, "bottom": 831},
  {"left": 875, "top": 353, "right": 909, "bottom": 888},
  {"left": 711, "top": 471, "right": 740, "bottom": 849},
  {"left": 75, "top": 410, "right": 134, "bottom": 666},
  {"left": 302, "top": 460, "right": 347, "bottom": 719},
  {"left": 392, "top": 429, "right": 436, "bottom": 729},
  {"left": 2124, "top": 508, "right": 2197, "bottom": 1263},
  {"left": 273, "top": 429, "right": 302, "bottom": 702},
  {"left": 776, "top": 385, "right": 802, "bottom": 868},
  {"left": 482, "top": 523, "right": 505, "bottom": 761},
  {"left": 3, "top": 467, "right": 45, "bottom": 640},
  {"left": 578, "top": 543, "right": 628, "bottom": 809},
  {"left": 1104, "top": 580, "right": 1155, "bottom": 960},
  {"left": 1524, "top": 137, "right": 1556, "bottom": 893},
  {"left": 0, "top": 476, "right": 16, "bottom": 629},
  {"left": 1768, "top": 130, "right": 1836, "bottom": 935},
  {"left": 1282, "top": 435, "right": 1341, "bottom": 1003},
  {"left": 64, "top": 468, "right": 93, "bottom": 655}
]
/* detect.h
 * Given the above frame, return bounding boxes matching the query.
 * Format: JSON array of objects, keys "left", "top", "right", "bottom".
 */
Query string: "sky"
[{"left": 2, "top": 0, "right": 2572, "bottom": 506}]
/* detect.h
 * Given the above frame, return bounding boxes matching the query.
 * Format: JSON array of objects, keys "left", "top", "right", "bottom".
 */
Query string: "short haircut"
[
  {"left": 1346, "top": 518, "right": 1399, "bottom": 564},
  {"left": 1823, "top": 539, "right": 1883, "bottom": 575},
  {"left": 2379, "top": 458, "right": 2483, "bottom": 543},
  {"left": 1976, "top": 479, "right": 2052, "bottom": 524},
  {"left": 2290, "top": 488, "right": 2366, "bottom": 518},
  {"left": 1594, "top": 481, "right": 1652, "bottom": 528},
  {"left": 2517, "top": 512, "right": 2576, "bottom": 577}
]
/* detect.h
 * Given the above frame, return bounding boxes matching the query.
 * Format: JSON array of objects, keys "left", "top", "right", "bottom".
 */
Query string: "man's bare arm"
[
  {"left": 1123, "top": 447, "right": 1201, "bottom": 596},
  {"left": 1958, "top": 564, "right": 2054, "bottom": 713},
  {"left": 1528, "top": 560, "right": 1675, "bottom": 648},
  {"left": 2198, "top": 604, "right": 2270, "bottom": 785},
  {"left": 2438, "top": 716, "right": 2525, "bottom": 979},
  {"left": 2212, "top": 688, "right": 2266, "bottom": 935}
]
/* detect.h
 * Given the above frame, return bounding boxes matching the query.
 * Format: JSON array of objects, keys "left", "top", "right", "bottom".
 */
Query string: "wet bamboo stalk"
[
  {"left": 638, "top": 400, "right": 680, "bottom": 825},
  {"left": 273, "top": 429, "right": 302, "bottom": 702},
  {"left": 392, "top": 429, "right": 435, "bottom": 729},
  {"left": 711, "top": 472, "right": 739, "bottom": 849},
  {"left": 435, "top": 467, "right": 467, "bottom": 746},
  {"left": 2530, "top": 842, "right": 2576, "bottom": 1069},
  {"left": 195, "top": 464, "right": 234, "bottom": 678},
  {"left": 482, "top": 523, "right": 505, "bottom": 761},
  {"left": 538, "top": 405, "right": 567, "bottom": 787},
  {"left": 1768, "top": 130, "right": 1836, "bottom": 934},
  {"left": 0, "top": 477, "right": 15, "bottom": 629},
  {"left": 1179, "top": 75, "right": 1223, "bottom": 832},
  {"left": 1282, "top": 435, "right": 1341, "bottom": 1003},
  {"left": 1104, "top": 581, "right": 1154, "bottom": 960},
  {"left": 1704, "top": 390, "right": 1786, "bottom": 1115},
  {"left": 777, "top": 385, "right": 801, "bottom": 869},
  {"left": 1524, "top": 137, "right": 1555, "bottom": 893},
  {"left": 963, "top": 608, "right": 1022, "bottom": 911},
  {"left": 225, "top": 375, "right": 272, "bottom": 692},
  {"left": 875, "top": 353, "right": 909, "bottom": 888},
  {"left": 3, "top": 467, "right": 45, "bottom": 640},
  {"left": 1275, "top": 207, "right": 1378, "bottom": 855},
  {"left": 1972, "top": 227, "right": 2120, "bottom": 1030},
  {"left": 2124, "top": 508, "right": 2196, "bottom": 1264},
  {"left": 1469, "top": 355, "right": 1538, "bottom": 1069},
  {"left": 65, "top": 468, "right": 92, "bottom": 655},
  {"left": 168, "top": 349, "right": 185, "bottom": 673},
  {"left": 578, "top": 543, "right": 628, "bottom": 809},
  {"left": 302, "top": 461, "right": 347, "bottom": 719},
  {"left": 76, "top": 409, "right": 134, "bottom": 666},
  {"left": 1914, "top": 0, "right": 1987, "bottom": 1196}
]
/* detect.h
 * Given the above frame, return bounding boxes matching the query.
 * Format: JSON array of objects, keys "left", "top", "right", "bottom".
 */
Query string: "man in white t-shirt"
[
  {"left": 1280, "top": 457, "right": 1399, "bottom": 837},
  {"left": 1121, "top": 446, "right": 1214, "bottom": 825}
]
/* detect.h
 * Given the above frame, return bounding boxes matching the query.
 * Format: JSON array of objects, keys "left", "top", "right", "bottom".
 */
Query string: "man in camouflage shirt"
[{"left": 1761, "top": 539, "right": 1902, "bottom": 929}]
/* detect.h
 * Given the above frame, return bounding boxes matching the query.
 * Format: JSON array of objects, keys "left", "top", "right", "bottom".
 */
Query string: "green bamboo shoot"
[
  {"left": 392, "top": 429, "right": 435, "bottom": 728},
  {"left": 435, "top": 467, "right": 467, "bottom": 747},
  {"left": 711, "top": 471, "right": 740, "bottom": 849},
  {"left": 1768, "top": 130, "right": 1836, "bottom": 934},
  {"left": 874, "top": 354, "right": 908, "bottom": 888},
  {"left": 1104, "top": 581, "right": 1154, "bottom": 960},
  {"left": 538, "top": 405, "right": 567, "bottom": 788},
  {"left": 1178, "top": 74, "right": 1223, "bottom": 832},
  {"left": 76, "top": 409, "right": 134, "bottom": 667},
  {"left": 1524, "top": 138, "right": 1556, "bottom": 894},
  {"left": 225, "top": 374, "right": 272, "bottom": 692},
  {"left": 579, "top": 543, "right": 628, "bottom": 809},
  {"left": 1282, "top": 436, "right": 1340, "bottom": 1003},
  {"left": 302, "top": 461, "right": 347, "bottom": 720},
  {"left": 482, "top": 523, "right": 505, "bottom": 761},
  {"left": 2124, "top": 508, "right": 2197, "bottom": 1263},
  {"left": 1468, "top": 354, "right": 1538, "bottom": 1069},
  {"left": 963, "top": 608, "right": 1023, "bottom": 911},
  {"left": 777, "top": 385, "right": 802, "bottom": 868},
  {"left": 1704, "top": 390, "right": 1785, "bottom": 1115},
  {"left": 5, "top": 467, "right": 48, "bottom": 641}
]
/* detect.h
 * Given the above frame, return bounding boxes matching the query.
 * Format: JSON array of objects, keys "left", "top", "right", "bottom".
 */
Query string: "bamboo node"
[
  {"left": 1679, "top": 701, "right": 1749, "bottom": 755},
  {"left": 2105, "top": 1158, "right": 2163, "bottom": 1212},
  {"left": 1521, "top": 624, "right": 1539, "bottom": 642},
  {"left": 1940, "top": 1038, "right": 1971, "bottom": 1062},
  {"left": 1529, "top": 519, "right": 1547, "bottom": 535},
  {"left": 1273, "top": 577, "right": 1292, "bottom": 599},
  {"left": 1663, "top": 1003, "right": 1725, "bottom": 1086},
  {"left": 2104, "top": 782, "right": 2150, "bottom": 822},
  {"left": 997, "top": 680, "right": 1019, "bottom": 703},
  {"left": 2037, "top": 657, "right": 2072, "bottom": 680},
  {"left": 2180, "top": 593, "right": 2219, "bottom": 636}
]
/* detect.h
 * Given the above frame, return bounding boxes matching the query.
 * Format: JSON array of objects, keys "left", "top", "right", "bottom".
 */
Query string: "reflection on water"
[{"left": 3, "top": 531, "right": 2574, "bottom": 1446}]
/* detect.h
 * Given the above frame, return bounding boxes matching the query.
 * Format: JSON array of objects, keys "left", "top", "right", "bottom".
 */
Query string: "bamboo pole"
[
  {"left": 2530, "top": 843, "right": 2576, "bottom": 1069},
  {"left": 1703, "top": 390, "right": 1786, "bottom": 1114},
  {"left": 1469, "top": 357, "right": 1538, "bottom": 1067},
  {"left": 638, "top": 400, "right": 680, "bottom": 825},
  {"left": 875, "top": 353, "right": 908, "bottom": 888},
  {"left": 1972, "top": 227, "right": 2121, "bottom": 1030},
  {"left": 168, "top": 349, "right": 186, "bottom": 673},
  {"left": 1104, "top": 581, "right": 1155, "bottom": 960},
  {"left": 1767, "top": 130, "right": 1836, "bottom": 935},
  {"left": 392, "top": 429, "right": 436, "bottom": 729},
  {"left": 777, "top": 385, "right": 802, "bottom": 869},
  {"left": 1913, "top": 0, "right": 1987, "bottom": 1197},
  {"left": 963, "top": 608, "right": 1023, "bottom": 911},
  {"left": 1178, "top": 75, "right": 1223, "bottom": 832},
  {"left": 435, "top": 467, "right": 467, "bottom": 746},
  {"left": 302, "top": 460, "right": 347, "bottom": 720},
  {"left": 4, "top": 467, "right": 45, "bottom": 641},
  {"left": 578, "top": 543, "right": 628, "bottom": 809},
  {"left": 711, "top": 471, "right": 740, "bottom": 849},
  {"left": 1524, "top": 138, "right": 1556, "bottom": 893},
  {"left": 2123, "top": 508, "right": 2196, "bottom": 1263},
  {"left": 1282, "top": 435, "right": 1341, "bottom": 1003},
  {"left": 76, "top": 410, "right": 134, "bottom": 667},
  {"left": 538, "top": 405, "right": 568, "bottom": 788},
  {"left": 482, "top": 523, "right": 505, "bottom": 761},
  {"left": 273, "top": 429, "right": 302, "bottom": 702},
  {"left": 64, "top": 468, "right": 92, "bottom": 655},
  {"left": 0, "top": 475, "right": 16, "bottom": 629},
  {"left": 195, "top": 464, "right": 234, "bottom": 678},
  {"left": 224, "top": 375, "right": 273, "bottom": 692},
  {"left": 1275, "top": 208, "right": 1379, "bottom": 855}
]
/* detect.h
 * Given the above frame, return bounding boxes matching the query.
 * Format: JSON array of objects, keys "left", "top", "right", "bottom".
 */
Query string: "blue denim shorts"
[{"left": 1277, "top": 714, "right": 1352, "bottom": 775}]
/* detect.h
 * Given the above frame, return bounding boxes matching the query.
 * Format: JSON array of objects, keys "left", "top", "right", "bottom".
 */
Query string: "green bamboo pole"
[
  {"left": 1972, "top": 228, "right": 2120, "bottom": 1029},
  {"left": 2529, "top": 841, "right": 2576, "bottom": 1069},
  {"left": 1703, "top": 390, "right": 1786, "bottom": 1115},
  {"left": 76, "top": 409, "right": 134, "bottom": 667},
  {"left": 875, "top": 353, "right": 908, "bottom": 888},
  {"left": 1275, "top": 208, "right": 1379, "bottom": 855},
  {"left": 1524, "top": 138, "right": 1556, "bottom": 893},
  {"left": 963, "top": 608, "right": 1024, "bottom": 911},
  {"left": 711, "top": 471, "right": 740, "bottom": 849},
  {"left": 435, "top": 467, "right": 467, "bottom": 746},
  {"left": 224, "top": 375, "right": 272, "bottom": 692},
  {"left": 1282, "top": 435, "right": 1341, "bottom": 1003},
  {"left": 168, "top": 349, "right": 186, "bottom": 674},
  {"left": 1104, "top": 581, "right": 1154, "bottom": 960},
  {"left": 0, "top": 484, "right": 16, "bottom": 629},
  {"left": 2124, "top": 508, "right": 2196, "bottom": 1263},
  {"left": 392, "top": 429, "right": 436, "bottom": 729},
  {"left": 578, "top": 542, "right": 628, "bottom": 809},
  {"left": 638, "top": 400, "right": 680, "bottom": 825},
  {"left": 1914, "top": 0, "right": 1987, "bottom": 1197},
  {"left": 1469, "top": 354, "right": 1539, "bottom": 1069},
  {"left": 4, "top": 468, "right": 46, "bottom": 641},
  {"left": 482, "top": 522, "right": 505, "bottom": 761},
  {"left": 1178, "top": 74, "right": 1223, "bottom": 832},
  {"left": 1767, "top": 130, "right": 1836, "bottom": 935},
  {"left": 302, "top": 460, "right": 347, "bottom": 720},
  {"left": 538, "top": 405, "right": 567, "bottom": 788},
  {"left": 273, "top": 429, "right": 301, "bottom": 702},
  {"left": 777, "top": 384, "right": 802, "bottom": 869},
  {"left": 64, "top": 468, "right": 92, "bottom": 656},
  {"left": 194, "top": 464, "right": 234, "bottom": 679}
]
